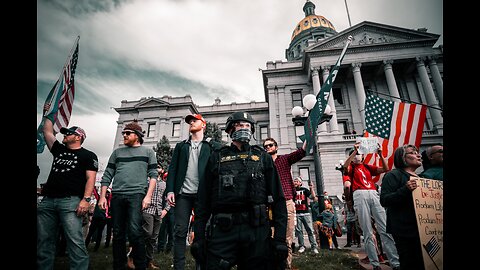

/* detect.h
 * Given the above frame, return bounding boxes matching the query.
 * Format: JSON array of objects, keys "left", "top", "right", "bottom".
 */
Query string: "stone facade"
[{"left": 112, "top": 17, "right": 442, "bottom": 203}]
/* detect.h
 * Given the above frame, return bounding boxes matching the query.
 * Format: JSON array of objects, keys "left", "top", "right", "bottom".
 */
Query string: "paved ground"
[{"left": 294, "top": 233, "right": 394, "bottom": 270}]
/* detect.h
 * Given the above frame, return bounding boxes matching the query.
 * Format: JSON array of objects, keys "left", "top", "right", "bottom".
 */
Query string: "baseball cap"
[
  {"left": 60, "top": 126, "right": 86, "bottom": 140},
  {"left": 185, "top": 114, "right": 206, "bottom": 124}
]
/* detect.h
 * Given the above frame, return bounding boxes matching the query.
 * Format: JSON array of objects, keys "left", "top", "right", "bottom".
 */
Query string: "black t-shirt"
[{"left": 42, "top": 141, "right": 98, "bottom": 198}]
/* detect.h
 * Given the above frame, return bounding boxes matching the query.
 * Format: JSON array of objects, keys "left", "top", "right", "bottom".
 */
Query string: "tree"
[
  {"left": 205, "top": 121, "right": 227, "bottom": 145},
  {"left": 153, "top": 135, "right": 173, "bottom": 170}
]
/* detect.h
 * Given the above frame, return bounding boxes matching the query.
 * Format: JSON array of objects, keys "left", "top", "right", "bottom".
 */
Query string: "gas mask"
[
  {"left": 231, "top": 128, "right": 252, "bottom": 143},
  {"left": 353, "top": 154, "right": 363, "bottom": 164}
]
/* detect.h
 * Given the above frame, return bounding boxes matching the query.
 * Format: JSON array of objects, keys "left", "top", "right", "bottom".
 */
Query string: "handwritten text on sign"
[
  {"left": 412, "top": 177, "right": 443, "bottom": 270},
  {"left": 356, "top": 137, "right": 378, "bottom": 154}
]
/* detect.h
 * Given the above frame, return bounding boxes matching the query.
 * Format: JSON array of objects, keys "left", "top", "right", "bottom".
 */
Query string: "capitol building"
[{"left": 111, "top": 0, "right": 443, "bottom": 203}]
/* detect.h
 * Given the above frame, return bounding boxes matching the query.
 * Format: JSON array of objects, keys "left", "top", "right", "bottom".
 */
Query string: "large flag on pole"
[
  {"left": 37, "top": 36, "right": 80, "bottom": 154},
  {"left": 304, "top": 35, "right": 353, "bottom": 153},
  {"left": 363, "top": 94, "right": 427, "bottom": 181}
]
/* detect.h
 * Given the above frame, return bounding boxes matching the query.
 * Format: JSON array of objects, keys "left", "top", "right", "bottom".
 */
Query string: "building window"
[
  {"left": 332, "top": 87, "right": 343, "bottom": 105},
  {"left": 299, "top": 167, "right": 310, "bottom": 186},
  {"left": 172, "top": 122, "right": 180, "bottom": 137},
  {"left": 338, "top": 120, "right": 349, "bottom": 134},
  {"left": 147, "top": 123, "right": 156, "bottom": 138},
  {"left": 260, "top": 126, "right": 269, "bottom": 141},
  {"left": 292, "top": 91, "right": 302, "bottom": 108}
]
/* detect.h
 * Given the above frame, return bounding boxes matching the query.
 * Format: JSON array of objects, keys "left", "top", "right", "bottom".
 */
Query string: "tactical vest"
[{"left": 213, "top": 146, "right": 267, "bottom": 211}]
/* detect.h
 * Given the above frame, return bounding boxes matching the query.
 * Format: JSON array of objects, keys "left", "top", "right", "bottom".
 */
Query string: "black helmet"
[{"left": 225, "top": 112, "right": 255, "bottom": 134}]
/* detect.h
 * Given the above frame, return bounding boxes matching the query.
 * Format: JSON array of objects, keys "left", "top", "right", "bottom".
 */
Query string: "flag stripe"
[
  {"left": 37, "top": 37, "right": 79, "bottom": 153},
  {"left": 363, "top": 94, "right": 427, "bottom": 180}
]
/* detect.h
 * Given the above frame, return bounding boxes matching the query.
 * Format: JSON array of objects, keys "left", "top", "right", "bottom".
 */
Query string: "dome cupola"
[{"left": 286, "top": 0, "right": 337, "bottom": 61}]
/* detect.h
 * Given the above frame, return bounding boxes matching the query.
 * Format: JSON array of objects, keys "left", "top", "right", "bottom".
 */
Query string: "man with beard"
[
  {"left": 166, "top": 114, "right": 219, "bottom": 270},
  {"left": 98, "top": 120, "right": 158, "bottom": 270},
  {"left": 263, "top": 137, "right": 306, "bottom": 270}
]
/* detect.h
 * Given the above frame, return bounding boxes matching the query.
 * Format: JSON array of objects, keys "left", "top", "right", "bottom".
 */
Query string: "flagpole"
[
  {"left": 365, "top": 89, "right": 443, "bottom": 111},
  {"left": 344, "top": 0, "right": 352, "bottom": 27},
  {"left": 43, "top": 36, "right": 80, "bottom": 117}
]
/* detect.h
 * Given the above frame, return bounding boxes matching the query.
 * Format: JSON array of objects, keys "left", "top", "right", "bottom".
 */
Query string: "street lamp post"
[{"left": 292, "top": 94, "right": 333, "bottom": 196}]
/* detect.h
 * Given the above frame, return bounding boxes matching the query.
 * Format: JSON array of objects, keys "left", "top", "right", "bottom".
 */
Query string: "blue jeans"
[
  {"left": 295, "top": 213, "right": 317, "bottom": 249},
  {"left": 111, "top": 193, "right": 147, "bottom": 270},
  {"left": 37, "top": 196, "right": 89, "bottom": 270}
]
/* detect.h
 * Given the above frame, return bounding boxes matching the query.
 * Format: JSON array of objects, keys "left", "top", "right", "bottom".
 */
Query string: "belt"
[{"left": 213, "top": 212, "right": 249, "bottom": 225}]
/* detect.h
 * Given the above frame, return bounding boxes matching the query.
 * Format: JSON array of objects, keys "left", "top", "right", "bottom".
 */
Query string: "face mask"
[
  {"left": 231, "top": 128, "right": 252, "bottom": 143},
  {"left": 353, "top": 155, "right": 363, "bottom": 164}
]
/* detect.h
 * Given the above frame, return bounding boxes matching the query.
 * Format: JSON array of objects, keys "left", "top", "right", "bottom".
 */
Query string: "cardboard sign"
[
  {"left": 412, "top": 177, "right": 443, "bottom": 270},
  {"left": 356, "top": 137, "right": 378, "bottom": 154}
]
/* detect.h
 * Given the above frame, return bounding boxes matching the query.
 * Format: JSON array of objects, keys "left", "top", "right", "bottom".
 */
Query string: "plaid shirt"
[
  {"left": 143, "top": 180, "right": 166, "bottom": 215},
  {"left": 274, "top": 147, "right": 306, "bottom": 200}
]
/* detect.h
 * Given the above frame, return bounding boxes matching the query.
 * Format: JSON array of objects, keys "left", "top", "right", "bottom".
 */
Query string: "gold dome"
[{"left": 291, "top": 14, "right": 336, "bottom": 41}]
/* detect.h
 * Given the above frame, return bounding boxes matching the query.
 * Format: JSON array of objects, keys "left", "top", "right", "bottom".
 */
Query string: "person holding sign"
[
  {"left": 380, "top": 144, "right": 425, "bottom": 270},
  {"left": 343, "top": 142, "right": 400, "bottom": 270}
]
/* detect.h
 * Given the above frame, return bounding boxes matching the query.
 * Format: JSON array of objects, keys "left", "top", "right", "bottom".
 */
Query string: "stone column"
[
  {"left": 277, "top": 86, "right": 290, "bottom": 145},
  {"left": 312, "top": 67, "right": 321, "bottom": 96},
  {"left": 383, "top": 60, "right": 400, "bottom": 99},
  {"left": 268, "top": 86, "right": 280, "bottom": 141},
  {"left": 427, "top": 56, "right": 443, "bottom": 107},
  {"left": 321, "top": 66, "right": 339, "bottom": 133},
  {"left": 352, "top": 62, "right": 367, "bottom": 126},
  {"left": 416, "top": 57, "right": 443, "bottom": 134},
  {"left": 312, "top": 67, "right": 327, "bottom": 133}
]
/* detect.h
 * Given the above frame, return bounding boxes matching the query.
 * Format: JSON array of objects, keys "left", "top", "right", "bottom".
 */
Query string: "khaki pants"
[{"left": 285, "top": 199, "right": 296, "bottom": 269}]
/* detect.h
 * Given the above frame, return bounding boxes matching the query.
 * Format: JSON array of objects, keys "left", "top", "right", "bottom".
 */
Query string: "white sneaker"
[
  {"left": 298, "top": 246, "right": 305, "bottom": 253},
  {"left": 313, "top": 248, "right": 319, "bottom": 254}
]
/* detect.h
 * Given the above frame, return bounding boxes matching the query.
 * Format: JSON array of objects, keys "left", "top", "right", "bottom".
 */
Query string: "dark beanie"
[{"left": 124, "top": 120, "right": 144, "bottom": 143}]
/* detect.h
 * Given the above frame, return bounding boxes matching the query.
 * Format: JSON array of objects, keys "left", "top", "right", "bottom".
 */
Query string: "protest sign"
[{"left": 412, "top": 177, "right": 443, "bottom": 270}]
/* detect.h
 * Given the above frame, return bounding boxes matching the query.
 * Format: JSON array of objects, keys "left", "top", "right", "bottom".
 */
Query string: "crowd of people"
[{"left": 37, "top": 105, "right": 443, "bottom": 270}]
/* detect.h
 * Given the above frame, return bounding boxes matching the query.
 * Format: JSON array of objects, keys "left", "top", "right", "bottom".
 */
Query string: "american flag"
[
  {"left": 363, "top": 94, "right": 427, "bottom": 180},
  {"left": 423, "top": 235, "right": 441, "bottom": 258},
  {"left": 37, "top": 36, "right": 80, "bottom": 153}
]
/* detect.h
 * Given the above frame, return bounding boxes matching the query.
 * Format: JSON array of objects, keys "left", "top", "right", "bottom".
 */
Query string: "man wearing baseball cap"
[
  {"left": 37, "top": 105, "right": 98, "bottom": 270},
  {"left": 166, "top": 113, "right": 220, "bottom": 270}
]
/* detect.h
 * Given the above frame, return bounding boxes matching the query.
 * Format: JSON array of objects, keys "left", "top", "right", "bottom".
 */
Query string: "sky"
[{"left": 36, "top": 0, "right": 443, "bottom": 186}]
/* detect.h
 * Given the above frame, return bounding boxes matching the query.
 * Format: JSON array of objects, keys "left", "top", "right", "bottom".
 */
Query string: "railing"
[{"left": 341, "top": 129, "right": 438, "bottom": 140}]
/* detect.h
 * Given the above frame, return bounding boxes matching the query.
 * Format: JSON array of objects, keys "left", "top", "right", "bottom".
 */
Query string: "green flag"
[{"left": 304, "top": 35, "right": 353, "bottom": 154}]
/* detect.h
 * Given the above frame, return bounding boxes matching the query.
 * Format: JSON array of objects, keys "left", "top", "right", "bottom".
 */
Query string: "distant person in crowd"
[
  {"left": 419, "top": 144, "right": 443, "bottom": 181},
  {"left": 157, "top": 173, "right": 174, "bottom": 254},
  {"left": 37, "top": 103, "right": 98, "bottom": 270},
  {"left": 380, "top": 144, "right": 425, "bottom": 270},
  {"left": 85, "top": 188, "right": 107, "bottom": 252},
  {"left": 343, "top": 142, "right": 400, "bottom": 270},
  {"left": 98, "top": 120, "right": 158, "bottom": 270},
  {"left": 319, "top": 203, "right": 336, "bottom": 250},
  {"left": 166, "top": 114, "right": 219, "bottom": 270},
  {"left": 141, "top": 166, "right": 168, "bottom": 269},
  {"left": 264, "top": 137, "right": 307, "bottom": 270},
  {"left": 293, "top": 177, "right": 318, "bottom": 254}
]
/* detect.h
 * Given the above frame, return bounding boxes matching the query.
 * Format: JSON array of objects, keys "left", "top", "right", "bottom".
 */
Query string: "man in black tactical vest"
[{"left": 191, "top": 111, "right": 288, "bottom": 270}]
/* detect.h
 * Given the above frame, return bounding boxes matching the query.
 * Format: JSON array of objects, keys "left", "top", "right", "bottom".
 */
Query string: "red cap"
[{"left": 185, "top": 114, "right": 206, "bottom": 124}]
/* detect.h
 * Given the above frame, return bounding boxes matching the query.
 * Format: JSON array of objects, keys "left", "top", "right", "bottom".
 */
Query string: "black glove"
[
  {"left": 272, "top": 239, "right": 288, "bottom": 261},
  {"left": 190, "top": 238, "right": 207, "bottom": 264}
]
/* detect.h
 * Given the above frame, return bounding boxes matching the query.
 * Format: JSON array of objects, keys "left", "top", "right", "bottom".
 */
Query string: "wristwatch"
[{"left": 83, "top": 197, "right": 91, "bottom": 203}]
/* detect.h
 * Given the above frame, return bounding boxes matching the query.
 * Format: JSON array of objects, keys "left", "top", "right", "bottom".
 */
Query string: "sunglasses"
[
  {"left": 264, "top": 143, "right": 275, "bottom": 149},
  {"left": 122, "top": 131, "right": 134, "bottom": 136},
  {"left": 64, "top": 133, "right": 77, "bottom": 136}
]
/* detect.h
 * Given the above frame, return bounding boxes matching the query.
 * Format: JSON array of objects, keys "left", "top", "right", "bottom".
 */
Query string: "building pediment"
[
  {"left": 135, "top": 97, "right": 170, "bottom": 109},
  {"left": 305, "top": 21, "right": 440, "bottom": 52}
]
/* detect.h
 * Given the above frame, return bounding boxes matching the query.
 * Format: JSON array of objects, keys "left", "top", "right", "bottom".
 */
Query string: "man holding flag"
[
  {"left": 37, "top": 36, "right": 98, "bottom": 270},
  {"left": 37, "top": 104, "right": 98, "bottom": 270}
]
